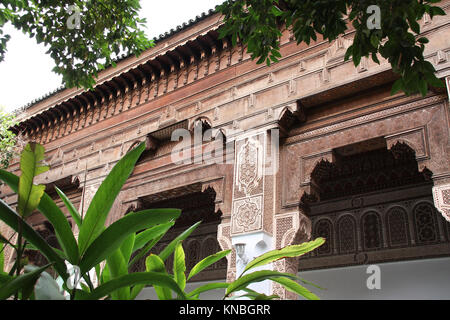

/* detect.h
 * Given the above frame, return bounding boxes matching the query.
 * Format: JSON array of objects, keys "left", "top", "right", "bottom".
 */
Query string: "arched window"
[
  {"left": 386, "top": 207, "right": 409, "bottom": 247},
  {"left": 337, "top": 215, "right": 357, "bottom": 254},
  {"left": 414, "top": 202, "right": 439, "bottom": 244},
  {"left": 314, "top": 219, "right": 333, "bottom": 255},
  {"left": 362, "top": 211, "right": 383, "bottom": 250}
]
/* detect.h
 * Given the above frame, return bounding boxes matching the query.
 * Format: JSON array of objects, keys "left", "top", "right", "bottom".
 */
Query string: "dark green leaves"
[
  {"left": 0, "top": 264, "right": 51, "bottom": 300},
  {"left": 1, "top": 1, "right": 153, "bottom": 89},
  {"left": 217, "top": 0, "right": 447, "bottom": 97},
  {"left": 0, "top": 200, "right": 67, "bottom": 279},
  {"left": 79, "top": 208, "right": 180, "bottom": 274}
]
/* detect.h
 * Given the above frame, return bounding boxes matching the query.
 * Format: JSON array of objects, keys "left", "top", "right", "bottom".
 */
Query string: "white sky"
[{"left": 0, "top": 0, "right": 224, "bottom": 112}]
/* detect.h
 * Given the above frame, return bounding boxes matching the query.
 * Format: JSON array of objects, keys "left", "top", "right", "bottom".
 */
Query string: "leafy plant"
[
  {"left": 0, "top": 1, "right": 153, "bottom": 89},
  {"left": 0, "top": 142, "right": 325, "bottom": 300},
  {"left": 0, "top": 108, "right": 18, "bottom": 169}
]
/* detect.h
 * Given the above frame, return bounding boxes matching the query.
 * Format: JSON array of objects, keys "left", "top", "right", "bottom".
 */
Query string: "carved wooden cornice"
[{"left": 13, "top": 28, "right": 227, "bottom": 144}]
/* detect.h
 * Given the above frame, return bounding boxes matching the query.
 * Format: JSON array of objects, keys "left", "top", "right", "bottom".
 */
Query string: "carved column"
[{"left": 228, "top": 127, "right": 282, "bottom": 296}]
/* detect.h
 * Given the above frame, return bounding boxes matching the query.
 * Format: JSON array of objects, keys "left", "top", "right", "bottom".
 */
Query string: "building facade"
[{"left": 1, "top": 3, "right": 450, "bottom": 299}]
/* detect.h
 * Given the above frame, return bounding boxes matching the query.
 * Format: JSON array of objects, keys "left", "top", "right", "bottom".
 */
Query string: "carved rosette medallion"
[
  {"left": 233, "top": 197, "right": 262, "bottom": 233},
  {"left": 232, "top": 196, "right": 263, "bottom": 234}
]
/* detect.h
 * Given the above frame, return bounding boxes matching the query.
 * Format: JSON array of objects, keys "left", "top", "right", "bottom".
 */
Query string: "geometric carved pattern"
[
  {"left": 414, "top": 202, "right": 439, "bottom": 244},
  {"left": 337, "top": 215, "right": 357, "bottom": 254},
  {"left": 314, "top": 219, "right": 333, "bottom": 255},
  {"left": 232, "top": 196, "right": 262, "bottom": 234},
  {"left": 236, "top": 138, "right": 263, "bottom": 196},
  {"left": 361, "top": 211, "right": 383, "bottom": 250},
  {"left": 432, "top": 184, "right": 450, "bottom": 223},
  {"left": 387, "top": 207, "right": 409, "bottom": 247},
  {"left": 232, "top": 133, "right": 265, "bottom": 235}
]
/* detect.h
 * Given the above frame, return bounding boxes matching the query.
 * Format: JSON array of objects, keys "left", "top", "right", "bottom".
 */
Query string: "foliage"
[
  {"left": 0, "top": 0, "right": 153, "bottom": 89},
  {"left": 0, "top": 108, "right": 17, "bottom": 168},
  {"left": 217, "top": 0, "right": 446, "bottom": 96},
  {"left": 0, "top": 142, "right": 325, "bottom": 300}
]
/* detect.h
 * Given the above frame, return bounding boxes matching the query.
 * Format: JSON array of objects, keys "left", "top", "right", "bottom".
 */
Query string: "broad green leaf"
[
  {"left": 55, "top": 186, "right": 82, "bottom": 228},
  {"left": 186, "top": 282, "right": 229, "bottom": 299},
  {"left": 132, "top": 222, "right": 174, "bottom": 253},
  {"left": 79, "top": 208, "right": 180, "bottom": 274},
  {"left": 17, "top": 143, "right": 49, "bottom": 218},
  {"left": 129, "top": 235, "right": 162, "bottom": 269},
  {"left": 0, "top": 264, "right": 50, "bottom": 300},
  {"left": 187, "top": 250, "right": 231, "bottom": 281},
  {"left": 159, "top": 221, "right": 201, "bottom": 262},
  {"left": 242, "top": 238, "right": 325, "bottom": 275},
  {"left": 173, "top": 242, "right": 186, "bottom": 291},
  {"left": 78, "top": 142, "right": 146, "bottom": 256},
  {"left": 0, "top": 273, "right": 12, "bottom": 285},
  {"left": 272, "top": 277, "right": 320, "bottom": 300},
  {"left": 0, "top": 199, "right": 67, "bottom": 280},
  {"left": 106, "top": 249, "right": 130, "bottom": 300},
  {"left": 0, "top": 170, "right": 79, "bottom": 264},
  {"left": 226, "top": 270, "right": 297, "bottom": 297},
  {"left": 78, "top": 272, "right": 186, "bottom": 300},
  {"left": 145, "top": 254, "right": 172, "bottom": 300},
  {"left": 120, "top": 233, "right": 135, "bottom": 264}
]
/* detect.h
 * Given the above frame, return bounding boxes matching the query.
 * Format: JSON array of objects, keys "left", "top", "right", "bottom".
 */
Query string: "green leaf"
[
  {"left": 79, "top": 208, "right": 180, "bottom": 274},
  {"left": 271, "top": 277, "right": 320, "bottom": 300},
  {"left": 173, "top": 242, "right": 186, "bottom": 291},
  {"left": 55, "top": 186, "right": 82, "bottom": 228},
  {"left": 159, "top": 221, "right": 201, "bottom": 262},
  {"left": 242, "top": 238, "right": 325, "bottom": 275},
  {"left": 0, "top": 244, "right": 4, "bottom": 273},
  {"left": 0, "top": 200, "right": 67, "bottom": 280},
  {"left": 78, "top": 142, "right": 146, "bottom": 256},
  {"left": 186, "top": 282, "right": 229, "bottom": 299},
  {"left": 79, "top": 272, "right": 186, "bottom": 300},
  {"left": 418, "top": 78, "right": 428, "bottom": 97},
  {"left": 18, "top": 142, "right": 49, "bottom": 218},
  {"left": 0, "top": 264, "right": 51, "bottom": 300},
  {"left": 132, "top": 222, "right": 174, "bottom": 253},
  {"left": 145, "top": 254, "right": 172, "bottom": 300},
  {"left": 0, "top": 170, "right": 79, "bottom": 264},
  {"left": 187, "top": 250, "right": 231, "bottom": 281},
  {"left": 226, "top": 270, "right": 297, "bottom": 297},
  {"left": 120, "top": 232, "right": 135, "bottom": 264},
  {"left": 106, "top": 249, "right": 130, "bottom": 300},
  {"left": 391, "top": 78, "right": 404, "bottom": 95}
]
